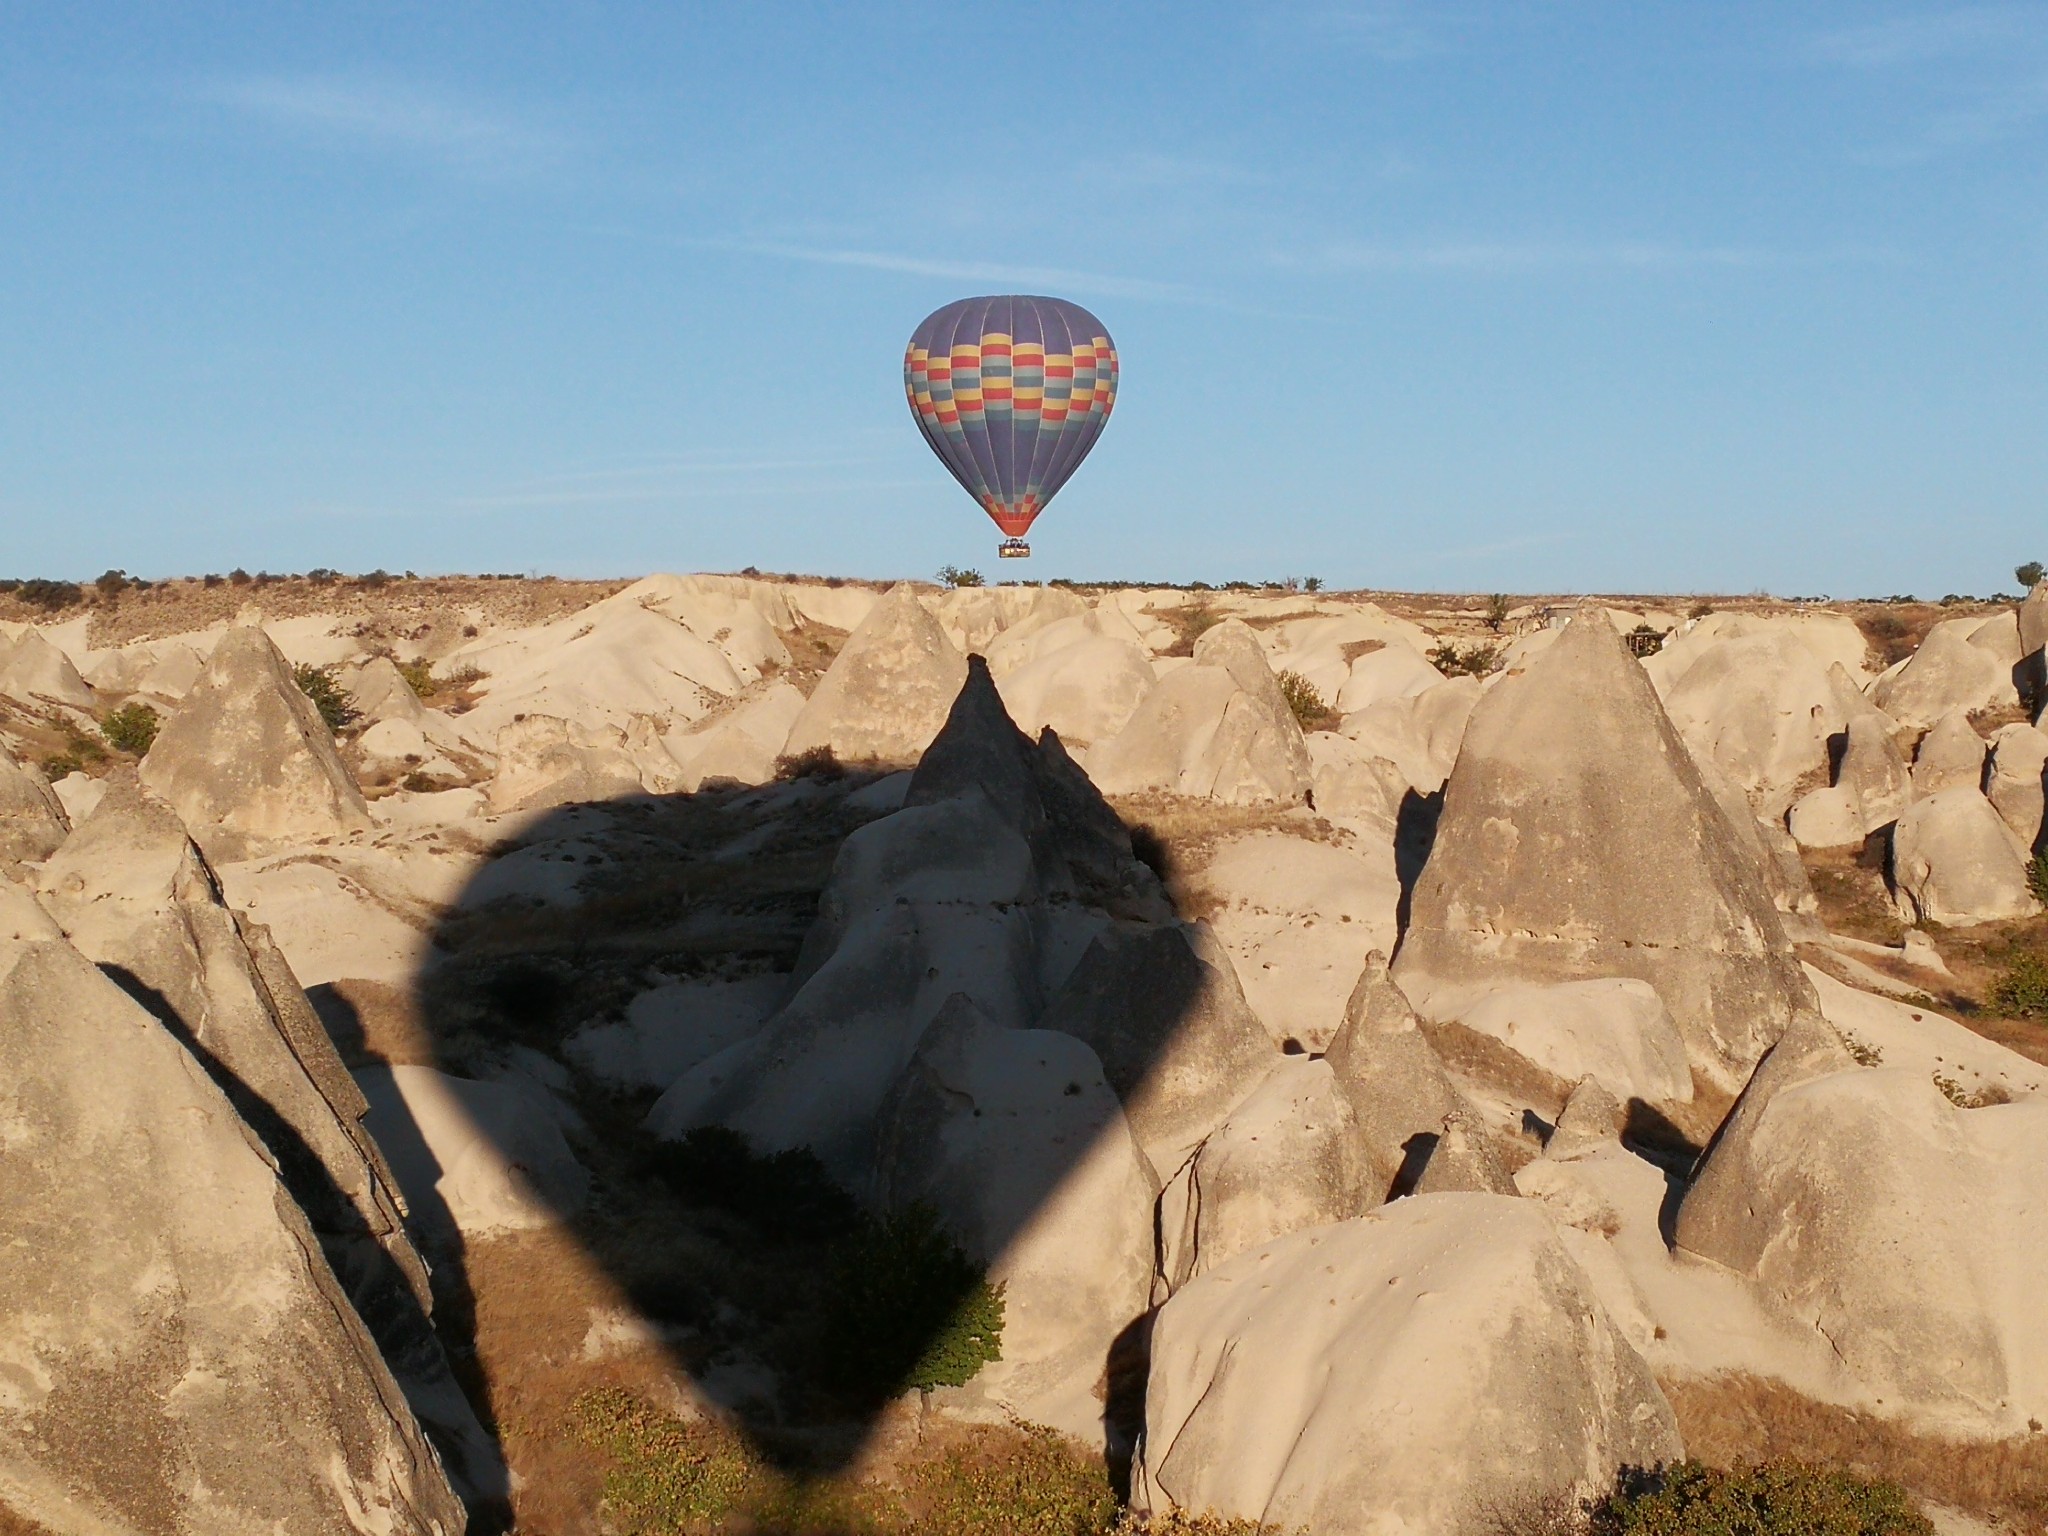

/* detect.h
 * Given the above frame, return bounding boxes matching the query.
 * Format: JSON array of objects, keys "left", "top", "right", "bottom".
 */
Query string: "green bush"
[
  {"left": 2017, "top": 561, "right": 2043, "bottom": 590},
  {"left": 1593, "top": 1460, "right": 1931, "bottom": 1536},
  {"left": 2027, "top": 851, "right": 2048, "bottom": 906},
  {"left": 100, "top": 702, "right": 161, "bottom": 756},
  {"left": 774, "top": 744, "right": 845, "bottom": 781},
  {"left": 14, "top": 579, "right": 82, "bottom": 612},
  {"left": 395, "top": 657, "right": 436, "bottom": 698},
  {"left": 1429, "top": 640, "right": 1503, "bottom": 678},
  {"left": 1990, "top": 951, "right": 2048, "bottom": 1019},
  {"left": 1277, "top": 670, "right": 1337, "bottom": 732},
  {"left": 1484, "top": 593, "right": 1511, "bottom": 632},
  {"left": 822, "top": 1203, "right": 1005, "bottom": 1400},
  {"left": 938, "top": 564, "right": 986, "bottom": 589},
  {"left": 292, "top": 663, "right": 360, "bottom": 733},
  {"left": 907, "top": 1421, "right": 1119, "bottom": 1536}
]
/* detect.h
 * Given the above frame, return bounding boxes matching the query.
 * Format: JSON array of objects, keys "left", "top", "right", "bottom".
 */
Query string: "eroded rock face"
[
  {"left": 1452, "top": 977, "right": 1692, "bottom": 1105},
  {"left": 139, "top": 625, "right": 372, "bottom": 861},
  {"left": 1910, "top": 709, "right": 1987, "bottom": 797},
  {"left": 1890, "top": 786, "right": 2041, "bottom": 926},
  {"left": 1837, "top": 713, "right": 1913, "bottom": 832},
  {"left": 1875, "top": 623, "right": 2017, "bottom": 729},
  {"left": 31, "top": 782, "right": 503, "bottom": 1501},
  {"left": 1392, "top": 609, "right": 1818, "bottom": 1092},
  {"left": 781, "top": 582, "right": 969, "bottom": 764},
  {"left": 1320, "top": 954, "right": 1462, "bottom": 1196},
  {"left": 1987, "top": 722, "right": 2048, "bottom": 851},
  {"left": 1678, "top": 1027, "right": 2048, "bottom": 1435},
  {"left": 0, "top": 745, "right": 67, "bottom": 866},
  {"left": 1161, "top": 1057, "right": 1372, "bottom": 1288},
  {"left": 1133, "top": 1196, "right": 1681, "bottom": 1536},
  {"left": 0, "top": 927, "right": 464, "bottom": 1535},
  {"left": 872, "top": 995, "right": 1155, "bottom": 1440},
  {"left": 488, "top": 712, "right": 646, "bottom": 813}
]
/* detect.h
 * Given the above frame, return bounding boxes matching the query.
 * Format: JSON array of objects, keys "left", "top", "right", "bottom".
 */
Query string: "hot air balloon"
[{"left": 904, "top": 295, "right": 1119, "bottom": 559}]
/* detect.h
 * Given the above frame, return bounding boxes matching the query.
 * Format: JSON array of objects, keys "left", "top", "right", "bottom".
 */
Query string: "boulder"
[
  {"left": 1452, "top": 978, "right": 1693, "bottom": 1105},
  {"left": 1835, "top": 712, "right": 1913, "bottom": 832},
  {"left": 138, "top": 625, "right": 373, "bottom": 861},
  {"left": 1334, "top": 642, "right": 1445, "bottom": 714},
  {"left": 1133, "top": 1196, "right": 1681, "bottom": 1536},
  {"left": 1545, "top": 1075, "right": 1626, "bottom": 1161},
  {"left": 1787, "top": 783, "right": 1867, "bottom": 850},
  {"left": 2019, "top": 581, "right": 2048, "bottom": 711},
  {"left": 1305, "top": 734, "right": 1411, "bottom": 829},
  {"left": 871, "top": 996, "right": 1155, "bottom": 1443},
  {"left": 1890, "top": 786, "right": 2040, "bottom": 926},
  {"left": 1409, "top": 1108, "right": 1517, "bottom": 1196},
  {"left": 0, "top": 746, "right": 67, "bottom": 866},
  {"left": 47, "top": 769, "right": 103, "bottom": 827},
  {"left": 1392, "top": 610, "right": 1818, "bottom": 1092},
  {"left": 1161, "top": 1057, "right": 1373, "bottom": 1289},
  {"left": 1338, "top": 676, "right": 1482, "bottom": 795},
  {"left": 1083, "top": 663, "right": 1243, "bottom": 795},
  {"left": 1986, "top": 722, "right": 2048, "bottom": 851},
  {"left": 993, "top": 631, "right": 1156, "bottom": 746},
  {"left": 1036, "top": 921, "right": 1277, "bottom": 1177},
  {"left": 1678, "top": 1030, "right": 2048, "bottom": 1434},
  {"left": 1910, "top": 709, "right": 1987, "bottom": 796},
  {"left": 1682, "top": 731, "right": 1817, "bottom": 914},
  {"left": 1322, "top": 954, "right": 1463, "bottom": 1197},
  {"left": 0, "top": 629, "right": 95, "bottom": 717},
  {"left": 1875, "top": 623, "right": 2018, "bottom": 729},
  {"left": 486, "top": 713, "right": 646, "bottom": 813},
  {"left": 781, "top": 582, "right": 969, "bottom": 764},
  {"left": 667, "top": 681, "right": 808, "bottom": 791},
  {"left": 1968, "top": 609, "right": 2022, "bottom": 665},
  {"left": 0, "top": 928, "right": 464, "bottom": 1534},
  {"left": 1190, "top": 619, "right": 1314, "bottom": 800}
]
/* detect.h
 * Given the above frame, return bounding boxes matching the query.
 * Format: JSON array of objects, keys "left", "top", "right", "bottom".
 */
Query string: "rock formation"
[
  {"left": 1134, "top": 1196, "right": 1681, "bottom": 1536},
  {"left": 1392, "top": 609, "right": 1819, "bottom": 1091},
  {"left": 781, "top": 582, "right": 969, "bottom": 763},
  {"left": 0, "top": 744, "right": 67, "bottom": 866},
  {"left": 1890, "top": 786, "right": 2041, "bottom": 926},
  {"left": 139, "top": 624, "right": 373, "bottom": 861}
]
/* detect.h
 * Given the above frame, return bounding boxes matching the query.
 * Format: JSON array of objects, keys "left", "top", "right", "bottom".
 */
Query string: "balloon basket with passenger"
[{"left": 997, "top": 539, "right": 1031, "bottom": 559}]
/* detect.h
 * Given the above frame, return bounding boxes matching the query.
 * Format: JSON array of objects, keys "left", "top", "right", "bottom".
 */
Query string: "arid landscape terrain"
[{"left": 5, "top": 569, "right": 2048, "bottom": 1536}]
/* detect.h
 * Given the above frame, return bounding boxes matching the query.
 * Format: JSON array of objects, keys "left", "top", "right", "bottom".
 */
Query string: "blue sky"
[{"left": 2, "top": 4, "right": 2043, "bottom": 595}]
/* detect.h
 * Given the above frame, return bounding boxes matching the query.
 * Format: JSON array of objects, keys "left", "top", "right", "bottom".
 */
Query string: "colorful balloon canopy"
[{"left": 904, "top": 295, "right": 1119, "bottom": 543}]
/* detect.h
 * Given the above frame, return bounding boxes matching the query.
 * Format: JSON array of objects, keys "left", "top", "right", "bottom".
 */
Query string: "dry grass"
[
  {"left": 1106, "top": 794, "right": 1340, "bottom": 918},
  {"left": 1664, "top": 1373, "right": 2048, "bottom": 1530}
]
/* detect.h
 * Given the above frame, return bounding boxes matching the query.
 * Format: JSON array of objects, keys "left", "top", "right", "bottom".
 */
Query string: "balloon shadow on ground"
[{"left": 313, "top": 676, "right": 1244, "bottom": 1532}]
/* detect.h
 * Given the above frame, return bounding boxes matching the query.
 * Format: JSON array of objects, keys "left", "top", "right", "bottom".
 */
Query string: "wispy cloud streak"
[
  {"left": 1271, "top": 240, "right": 1901, "bottom": 275},
  {"left": 691, "top": 239, "right": 1215, "bottom": 305},
  {"left": 1805, "top": 6, "right": 2037, "bottom": 68},
  {"left": 197, "top": 75, "right": 567, "bottom": 176}
]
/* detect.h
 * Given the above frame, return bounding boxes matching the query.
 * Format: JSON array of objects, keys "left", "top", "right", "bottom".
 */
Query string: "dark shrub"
[
  {"left": 101, "top": 702, "right": 161, "bottom": 756},
  {"left": 1593, "top": 1460, "right": 1930, "bottom": 1536},
  {"left": 292, "top": 663, "right": 360, "bottom": 732}
]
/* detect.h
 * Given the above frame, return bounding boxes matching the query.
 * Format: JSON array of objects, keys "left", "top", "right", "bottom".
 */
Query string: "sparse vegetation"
[
  {"left": 11, "top": 579, "right": 83, "bottom": 613},
  {"left": 1989, "top": 951, "right": 2048, "bottom": 1019},
  {"left": 1483, "top": 593, "right": 1511, "bottom": 632},
  {"left": 1161, "top": 599, "right": 1223, "bottom": 657},
  {"left": 1277, "top": 670, "right": 1338, "bottom": 732},
  {"left": 2017, "top": 561, "right": 2043, "bottom": 591},
  {"left": 100, "top": 702, "right": 160, "bottom": 756},
  {"left": 1592, "top": 1461, "right": 1930, "bottom": 1536},
  {"left": 1429, "top": 640, "right": 1503, "bottom": 678},
  {"left": 938, "top": 565, "right": 986, "bottom": 589},
  {"left": 775, "top": 744, "right": 846, "bottom": 781},
  {"left": 292, "top": 663, "right": 360, "bottom": 733}
]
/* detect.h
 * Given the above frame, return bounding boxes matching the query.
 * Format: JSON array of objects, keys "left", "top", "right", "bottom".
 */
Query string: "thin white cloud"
[
  {"left": 693, "top": 239, "right": 1213, "bottom": 305},
  {"left": 1806, "top": 6, "right": 2035, "bottom": 68},
  {"left": 1271, "top": 240, "right": 1900, "bottom": 275},
  {"left": 197, "top": 74, "right": 566, "bottom": 176}
]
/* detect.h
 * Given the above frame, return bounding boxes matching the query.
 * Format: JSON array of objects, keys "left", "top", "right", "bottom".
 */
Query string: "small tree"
[
  {"left": 293, "top": 663, "right": 360, "bottom": 733},
  {"left": 1277, "top": 670, "right": 1338, "bottom": 731},
  {"left": 95, "top": 569, "right": 130, "bottom": 600},
  {"left": 1303, "top": 575, "right": 1323, "bottom": 593},
  {"left": 2017, "top": 561, "right": 2044, "bottom": 591},
  {"left": 101, "top": 703, "right": 161, "bottom": 756},
  {"left": 1483, "top": 593, "right": 1510, "bottom": 632},
  {"left": 936, "top": 565, "right": 985, "bottom": 589}
]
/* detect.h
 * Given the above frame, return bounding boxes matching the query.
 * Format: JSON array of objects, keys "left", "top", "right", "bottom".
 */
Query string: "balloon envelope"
[{"left": 904, "top": 295, "right": 1119, "bottom": 539}]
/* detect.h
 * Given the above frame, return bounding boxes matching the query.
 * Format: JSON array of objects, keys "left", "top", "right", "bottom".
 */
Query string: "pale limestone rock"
[
  {"left": 1875, "top": 624, "right": 2018, "bottom": 729},
  {"left": 1890, "top": 786, "right": 2041, "bottom": 927},
  {"left": 1164, "top": 1057, "right": 1372, "bottom": 1288},
  {"left": 1678, "top": 1032, "right": 2048, "bottom": 1435},
  {"left": 139, "top": 625, "right": 373, "bottom": 861},
  {"left": 1912, "top": 709, "right": 1988, "bottom": 796},
  {"left": 0, "top": 930, "right": 464, "bottom": 1534},
  {"left": 486, "top": 713, "right": 644, "bottom": 813},
  {"left": 872, "top": 996, "right": 1154, "bottom": 1444},
  {"left": 1453, "top": 977, "right": 1693, "bottom": 1105},
  {"left": 1322, "top": 953, "right": 1463, "bottom": 1197},
  {"left": 1789, "top": 783, "right": 1868, "bottom": 850},
  {"left": 1392, "top": 610, "right": 1818, "bottom": 1092},
  {"left": 1546, "top": 1075, "right": 1627, "bottom": 1160},
  {"left": 782, "top": 582, "right": 968, "bottom": 764},
  {"left": 0, "top": 744, "right": 66, "bottom": 866},
  {"left": 1837, "top": 712, "right": 1913, "bottom": 831},
  {"left": 1411, "top": 1108, "right": 1517, "bottom": 1196},
  {"left": 0, "top": 629, "right": 95, "bottom": 718},
  {"left": 1986, "top": 722, "right": 2048, "bottom": 851},
  {"left": 1133, "top": 1196, "right": 1680, "bottom": 1536}
]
